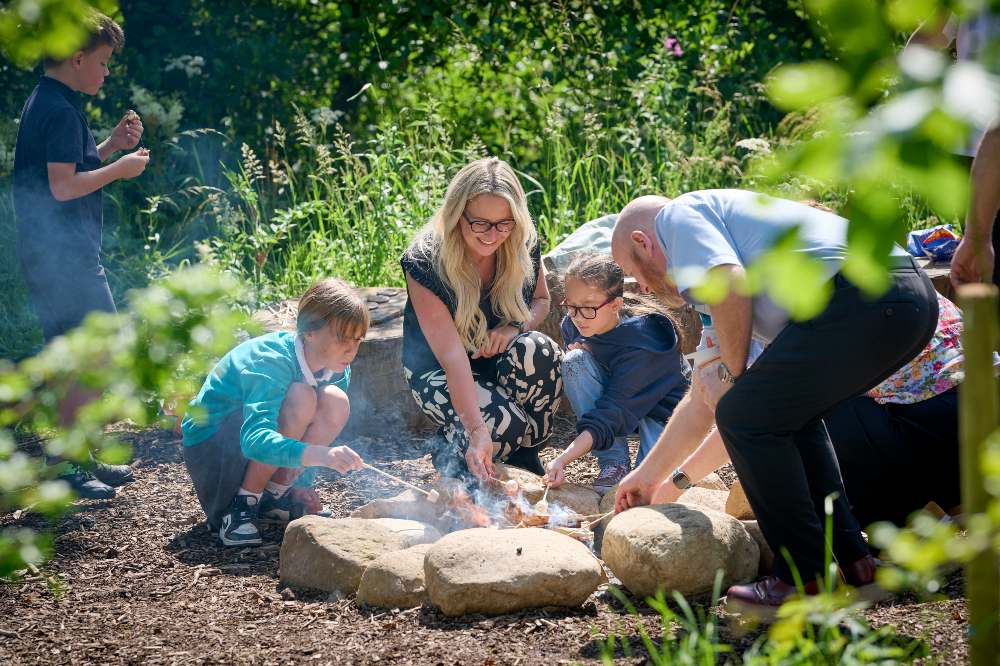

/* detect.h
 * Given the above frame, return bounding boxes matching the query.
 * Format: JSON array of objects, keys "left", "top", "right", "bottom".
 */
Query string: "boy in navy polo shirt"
[{"left": 13, "top": 11, "right": 149, "bottom": 498}]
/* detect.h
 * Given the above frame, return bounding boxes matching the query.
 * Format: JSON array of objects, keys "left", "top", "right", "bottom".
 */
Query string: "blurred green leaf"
[
  {"left": 744, "top": 230, "right": 833, "bottom": 321},
  {"left": 768, "top": 62, "right": 851, "bottom": 111},
  {"left": 886, "top": 0, "right": 939, "bottom": 31},
  {"left": 0, "top": 0, "right": 120, "bottom": 67}
]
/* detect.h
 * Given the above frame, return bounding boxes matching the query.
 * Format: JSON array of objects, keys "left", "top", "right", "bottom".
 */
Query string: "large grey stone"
[
  {"left": 602, "top": 504, "right": 758, "bottom": 598},
  {"left": 350, "top": 489, "right": 453, "bottom": 533},
  {"left": 424, "top": 528, "right": 605, "bottom": 616},
  {"left": 357, "top": 543, "right": 434, "bottom": 609},
  {"left": 678, "top": 487, "right": 729, "bottom": 513},
  {"left": 697, "top": 473, "right": 727, "bottom": 491},
  {"left": 725, "top": 479, "right": 755, "bottom": 520},
  {"left": 742, "top": 520, "right": 774, "bottom": 575},
  {"left": 279, "top": 516, "right": 441, "bottom": 594}
]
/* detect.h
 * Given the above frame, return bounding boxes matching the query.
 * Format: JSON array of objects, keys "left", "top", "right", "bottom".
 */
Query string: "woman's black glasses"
[{"left": 462, "top": 210, "right": 515, "bottom": 234}]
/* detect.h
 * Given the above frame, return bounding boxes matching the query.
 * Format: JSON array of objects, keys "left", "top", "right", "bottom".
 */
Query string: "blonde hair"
[
  {"left": 410, "top": 157, "right": 538, "bottom": 353},
  {"left": 297, "top": 278, "right": 369, "bottom": 340}
]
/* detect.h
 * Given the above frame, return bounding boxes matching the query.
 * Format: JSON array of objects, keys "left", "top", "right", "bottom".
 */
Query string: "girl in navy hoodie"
[{"left": 544, "top": 252, "right": 690, "bottom": 495}]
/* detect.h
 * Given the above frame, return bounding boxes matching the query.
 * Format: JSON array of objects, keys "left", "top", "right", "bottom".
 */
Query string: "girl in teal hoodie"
[{"left": 181, "top": 278, "right": 368, "bottom": 546}]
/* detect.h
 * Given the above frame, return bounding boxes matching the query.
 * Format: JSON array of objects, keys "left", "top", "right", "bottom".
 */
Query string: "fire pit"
[{"left": 352, "top": 464, "right": 606, "bottom": 544}]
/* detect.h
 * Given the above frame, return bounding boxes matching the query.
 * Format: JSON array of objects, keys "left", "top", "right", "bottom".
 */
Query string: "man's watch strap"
[
  {"left": 671, "top": 467, "right": 693, "bottom": 490},
  {"left": 717, "top": 362, "right": 738, "bottom": 384}
]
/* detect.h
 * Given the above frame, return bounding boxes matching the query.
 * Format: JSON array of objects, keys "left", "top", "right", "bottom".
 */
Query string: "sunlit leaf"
[
  {"left": 688, "top": 267, "right": 732, "bottom": 305},
  {"left": 93, "top": 440, "right": 132, "bottom": 465},
  {"left": 886, "top": 0, "right": 940, "bottom": 31},
  {"left": 744, "top": 230, "right": 833, "bottom": 321},
  {"left": 767, "top": 62, "right": 851, "bottom": 111}
]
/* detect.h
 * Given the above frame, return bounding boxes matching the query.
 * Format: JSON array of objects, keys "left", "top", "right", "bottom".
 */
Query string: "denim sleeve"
[{"left": 560, "top": 316, "right": 579, "bottom": 347}]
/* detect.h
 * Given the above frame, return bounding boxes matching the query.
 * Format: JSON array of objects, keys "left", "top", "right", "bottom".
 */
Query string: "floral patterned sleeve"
[{"left": 867, "top": 293, "right": 964, "bottom": 404}]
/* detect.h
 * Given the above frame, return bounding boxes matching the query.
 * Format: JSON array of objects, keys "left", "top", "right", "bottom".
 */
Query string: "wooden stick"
[
  {"left": 363, "top": 464, "right": 433, "bottom": 498},
  {"left": 958, "top": 283, "right": 1000, "bottom": 666},
  {"left": 574, "top": 511, "right": 614, "bottom": 523},
  {"left": 540, "top": 485, "right": 550, "bottom": 503}
]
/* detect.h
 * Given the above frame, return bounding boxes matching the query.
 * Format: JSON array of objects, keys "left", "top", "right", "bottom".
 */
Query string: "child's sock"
[
  {"left": 237, "top": 487, "right": 263, "bottom": 500},
  {"left": 264, "top": 481, "right": 291, "bottom": 499}
]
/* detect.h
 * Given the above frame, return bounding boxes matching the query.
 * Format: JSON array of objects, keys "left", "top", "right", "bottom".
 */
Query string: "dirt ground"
[{"left": 1, "top": 415, "right": 969, "bottom": 665}]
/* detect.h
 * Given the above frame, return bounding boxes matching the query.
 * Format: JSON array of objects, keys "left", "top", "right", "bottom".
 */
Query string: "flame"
[
  {"left": 430, "top": 475, "right": 580, "bottom": 530},
  {"left": 441, "top": 483, "right": 493, "bottom": 527}
]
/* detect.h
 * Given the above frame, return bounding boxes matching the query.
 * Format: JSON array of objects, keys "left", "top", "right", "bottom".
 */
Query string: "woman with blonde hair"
[{"left": 401, "top": 157, "right": 562, "bottom": 478}]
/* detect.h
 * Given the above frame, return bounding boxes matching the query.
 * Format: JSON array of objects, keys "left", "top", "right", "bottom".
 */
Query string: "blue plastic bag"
[{"left": 907, "top": 225, "right": 961, "bottom": 262}]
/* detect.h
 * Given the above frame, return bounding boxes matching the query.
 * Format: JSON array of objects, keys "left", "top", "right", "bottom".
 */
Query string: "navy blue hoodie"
[{"left": 560, "top": 312, "right": 691, "bottom": 451}]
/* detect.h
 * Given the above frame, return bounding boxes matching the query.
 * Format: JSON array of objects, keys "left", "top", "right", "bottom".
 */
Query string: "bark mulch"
[{"left": 0, "top": 415, "right": 968, "bottom": 665}]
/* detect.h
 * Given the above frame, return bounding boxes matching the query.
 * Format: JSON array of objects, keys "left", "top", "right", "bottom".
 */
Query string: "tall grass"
[{"left": 187, "top": 87, "right": 749, "bottom": 301}]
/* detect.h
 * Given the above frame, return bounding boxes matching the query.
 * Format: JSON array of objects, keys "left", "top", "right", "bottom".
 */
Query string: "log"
[{"left": 957, "top": 283, "right": 1000, "bottom": 666}]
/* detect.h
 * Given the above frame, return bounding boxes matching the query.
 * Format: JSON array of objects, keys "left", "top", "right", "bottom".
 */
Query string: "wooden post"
[{"left": 957, "top": 283, "right": 1000, "bottom": 666}]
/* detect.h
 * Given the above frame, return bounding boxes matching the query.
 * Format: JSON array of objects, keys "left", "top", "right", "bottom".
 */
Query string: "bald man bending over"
[{"left": 610, "top": 189, "right": 938, "bottom": 617}]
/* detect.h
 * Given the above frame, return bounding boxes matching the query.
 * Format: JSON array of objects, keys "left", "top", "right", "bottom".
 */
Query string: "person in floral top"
[{"left": 866, "top": 292, "right": 964, "bottom": 405}]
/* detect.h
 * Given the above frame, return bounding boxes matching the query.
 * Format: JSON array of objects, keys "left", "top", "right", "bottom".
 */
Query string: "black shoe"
[
  {"left": 504, "top": 445, "right": 545, "bottom": 476},
  {"left": 57, "top": 466, "right": 116, "bottom": 500},
  {"left": 219, "top": 494, "right": 262, "bottom": 547},
  {"left": 259, "top": 489, "right": 331, "bottom": 523},
  {"left": 91, "top": 461, "right": 134, "bottom": 487}
]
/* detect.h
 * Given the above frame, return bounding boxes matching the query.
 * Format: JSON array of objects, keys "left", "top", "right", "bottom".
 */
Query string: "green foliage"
[
  {"left": 596, "top": 580, "right": 927, "bottom": 665},
  {"left": 0, "top": 0, "right": 119, "bottom": 67},
  {"left": 0, "top": 266, "right": 252, "bottom": 577},
  {"left": 755, "top": 0, "right": 995, "bottom": 304}
]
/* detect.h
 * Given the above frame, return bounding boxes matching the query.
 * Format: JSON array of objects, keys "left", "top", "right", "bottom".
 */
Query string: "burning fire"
[{"left": 435, "top": 475, "right": 581, "bottom": 531}]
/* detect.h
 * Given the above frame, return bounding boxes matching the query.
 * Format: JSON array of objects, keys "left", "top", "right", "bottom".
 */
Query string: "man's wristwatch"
[
  {"left": 670, "top": 467, "right": 692, "bottom": 491},
  {"left": 717, "top": 362, "right": 738, "bottom": 384},
  {"left": 510, "top": 321, "right": 526, "bottom": 333}
]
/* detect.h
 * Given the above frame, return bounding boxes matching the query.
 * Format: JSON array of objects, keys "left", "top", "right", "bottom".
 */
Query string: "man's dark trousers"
[{"left": 715, "top": 261, "right": 938, "bottom": 584}]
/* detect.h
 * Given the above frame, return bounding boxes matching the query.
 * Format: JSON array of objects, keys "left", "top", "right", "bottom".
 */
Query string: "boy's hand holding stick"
[{"left": 301, "top": 444, "right": 364, "bottom": 474}]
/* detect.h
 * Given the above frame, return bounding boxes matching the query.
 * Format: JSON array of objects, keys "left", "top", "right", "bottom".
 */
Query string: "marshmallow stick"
[
  {"left": 363, "top": 464, "right": 439, "bottom": 502},
  {"left": 535, "top": 484, "right": 550, "bottom": 513},
  {"left": 575, "top": 511, "right": 614, "bottom": 526}
]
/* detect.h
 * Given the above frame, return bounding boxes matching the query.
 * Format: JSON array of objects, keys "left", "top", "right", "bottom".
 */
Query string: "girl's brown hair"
[
  {"left": 297, "top": 278, "right": 369, "bottom": 339},
  {"left": 563, "top": 252, "right": 677, "bottom": 322}
]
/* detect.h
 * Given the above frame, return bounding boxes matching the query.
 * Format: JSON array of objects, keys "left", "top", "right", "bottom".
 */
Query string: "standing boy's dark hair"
[
  {"left": 43, "top": 10, "right": 124, "bottom": 67},
  {"left": 297, "top": 278, "right": 370, "bottom": 340},
  {"left": 563, "top": 251, "right": 684, "bottom": 341}
]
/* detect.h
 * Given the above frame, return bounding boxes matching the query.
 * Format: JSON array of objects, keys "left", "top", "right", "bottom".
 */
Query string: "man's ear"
[
  {"left": 69, "top": 50, "right": 86, "bottom": 69},
  {"left": 629, "top": 229, "right": 650, "bottom": 253}
]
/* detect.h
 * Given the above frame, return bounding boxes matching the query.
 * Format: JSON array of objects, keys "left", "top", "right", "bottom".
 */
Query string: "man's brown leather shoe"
[
  {"left": 841, "top": 554, "right": 893, "bottom": 602},
  {"left": 724, "top": 576, "right": 821, "bottom": 620}
]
